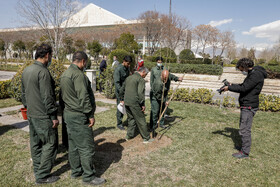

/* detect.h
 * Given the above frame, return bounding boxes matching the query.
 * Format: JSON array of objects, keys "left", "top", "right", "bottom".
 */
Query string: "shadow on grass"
[
  {"left": 212, "top": 127, "right": 242, "bottom": 150},
  {"left": 94, "top": 138, "right": 124, "bottom": 177},
  {"left": 157, "top": 116, "right": 185, "bottom": 140},
  {"left": 0, "top": 124, "right": 15, "bottom": 136},
  {"left": 52, "top": 154, "right": 70, "bottom": 177},
  {"left": 166, "top": 107, "right": 174, "bottom": 116},
  {"left": 93, "top": 126, "right": 115, "bottom": 137},
  {"left": 53, "top": 126, "right": 116, "bottom": 177}
]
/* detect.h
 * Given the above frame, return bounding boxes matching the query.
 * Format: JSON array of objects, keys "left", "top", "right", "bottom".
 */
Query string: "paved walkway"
[
  {"left": 0, "top": 71, "right": 16, "bottom": 80},
  {"left": 95, "top": 95, "right": 116, "bottom": 104},
  {"left": 0, "top": 96, "right": 114, "bottom": 132}
]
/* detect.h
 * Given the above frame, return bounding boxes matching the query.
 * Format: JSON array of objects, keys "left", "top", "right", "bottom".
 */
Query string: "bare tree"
[
  {"left": 273, "top": 38, "right": 280, "bottom": 61},
  {"left": 247, "top": 48, "right": 256, "bottom": 61},
  {"left": 0, "top": 32, "right": 15, "bottom": 60},
  {"left": 258, "top": 48, "right": 275, "bottom": 62},
  {"left": 239, "top": 47, "right": 249, "bottom": 58},
  {"left": 226, "top": 45, "right": 237, "bottom": 61},
  {"left": 193, "top": 24, "right": 216, "bottom": 56},
  {"left": 138, "top": 10, "right": 162, "bottom": 55},
  {"left": 160, "top": 13, "right": 191, "bottom": 55},
  {"left": 18, "top": 0, "right": 79, "bottom": 59},
  {"left": 209, "top": 27, "right": 220, "bottom": 63},
  {"left": 218, "top": 30, "right": 235, "bottom": 57}
]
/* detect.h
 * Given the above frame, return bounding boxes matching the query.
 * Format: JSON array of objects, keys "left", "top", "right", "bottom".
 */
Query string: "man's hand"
[
  {"left": 178, "top": 77, "right": 183, "bottom": 81},
  {"left": 165, "top": 102, "right": 169, "bottom": 106},
  {"left": 141, "top": 106, "right": 145, "bottom": 112},
  {"left": 88, "top": 118, "right": 95, "bottom": 127},
  {"left": 52, "top": 120, "right": 59, "bottom": 128},
  {"left": 223, "top": 86, "right": 229, "bottom": 92}
]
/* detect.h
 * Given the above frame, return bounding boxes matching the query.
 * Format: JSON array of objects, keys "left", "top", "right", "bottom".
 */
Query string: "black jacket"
[
  {"left": 228, "top": 66, "right": 267, "bottom": 108},
  {"left": 100, "top": 60, "right": 107, "bottom": 72}
]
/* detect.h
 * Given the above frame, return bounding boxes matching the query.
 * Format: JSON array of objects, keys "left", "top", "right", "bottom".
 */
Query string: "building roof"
[
  {"left": 0, "top": 3, "right": 137, "bottom": 32},
  {"left": 66, "top": 3, "right": 134, "bottom": 27}
]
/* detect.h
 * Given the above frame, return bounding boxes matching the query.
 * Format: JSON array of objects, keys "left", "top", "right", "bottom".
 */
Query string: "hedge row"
[
  {"left": 168, "top": 88, "right": 280, "bottom": 112},
  {"left": 144, "top": 61, "right": 223, "bottom": 75},
  {"left": 145, "top": 56, "right": 177, "bottom": 63},
  {"left": 0, "top": 59, "right": 33, "bottom": 63},
  {"left": 262, "top": 65, "right": 280, "bottom": 79},
  {"left": 9, "top": 60, "right": 66, "bottom": 102},
  {"left": 169, "top": 88, "right": 214, "bottom": 104},
  {"left": 144, "top": 56, "right": 213, "bottom": 65},
  {"left": 259, "top": 94, "right": 280, "bottom": 112},
  {"left": 108, "top": 49, "right": 136, "bottom": 72},
  {"left": 179, "top": 58, "right": 212, "bottom": 64},
  {"left": 0, "top": 80, "right": 11, "bottom": 99}
]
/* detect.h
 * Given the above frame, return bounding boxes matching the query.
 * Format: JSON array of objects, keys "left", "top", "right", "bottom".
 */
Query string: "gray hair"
[{"left": 138, "top": 66, "right": 149, "bottom": 74}]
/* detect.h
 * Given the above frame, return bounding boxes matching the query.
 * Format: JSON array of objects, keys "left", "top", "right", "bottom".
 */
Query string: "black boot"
[
  {"left": 83, "top": 177, "right": 106, "bottom": 186},
  {"left": 36, "top": 176, "right": 60, "bottom": 184}
]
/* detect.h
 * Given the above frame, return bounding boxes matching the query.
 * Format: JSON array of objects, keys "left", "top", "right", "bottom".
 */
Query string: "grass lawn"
[
  {"left": 0, "top": 98, "right": 22, "bottom": 109},
  {"left": 0, "top": 101, "right": 279, "bottom": 186}
]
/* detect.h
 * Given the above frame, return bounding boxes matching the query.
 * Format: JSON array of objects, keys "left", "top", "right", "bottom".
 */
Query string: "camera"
[{"left": 217, "top": 79, "right": 230, "bottom": 94}]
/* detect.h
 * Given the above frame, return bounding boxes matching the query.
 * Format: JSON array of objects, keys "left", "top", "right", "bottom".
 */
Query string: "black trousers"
[{"left": 239, "top": 108, "right": 258, "bottom": 155}]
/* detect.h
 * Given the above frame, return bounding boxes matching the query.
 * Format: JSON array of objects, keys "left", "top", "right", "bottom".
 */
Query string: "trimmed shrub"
[
  {"left": 99, "top": 67, "right": 115, "bottom": 99},
  {"left": 0, "top": 80, "right": 11, "bottom": 99},
  {"left": 86, "top": 59, "right": 92, "bottom": 69},
  {"left": 222, "top": 96, "right": 236, "bottom": 108},
  {"left": 108, "top": 49, "right": 135, "bottom": 71},
  {"left": 231, "top": 59, "right": 238, "bottom": 65},
  {"left": 256, "top": 59, "right": 266, "bottom": 65},
  {"left": 144, "top": 61, "right": 156, "bottom": 70},
  {"left": 145, "top": 56, "right": 177, "bottom": 63},
  {"left": 267, "top": 59, "right": 279, "bottom": 66},
  {"left": 144, "top": 61, "right": 223, "bottom": 75},
  {"left": 169, "top": 64, "right": 222, "bottom": 75},
  {"left": 154, "top": 47, "right": 177, "bottom": 59},
  {"left": 145, "top": 56, "right": 157, "bottom": 63},
  {"left": 9, "top": 59, "right": 66, "bottom": 102},
  {"left": 179, "top": 49, "right": 195, "bottom": 61},
  {"left": 169, "top": 88, "right": 214, "bottom": 104},
  {"left": 259, "top": 94, "right": 280, "bottom": 112},
  {"left": 223, "top": 64, "right": 236, "bottom": 67},
  {"left": 262, "top": 65, "right": 280, "bottom": 79},
  {"left": 180, "top": 58, "right": 212, "bottom": 64},
  {"left": 167, "top": 88, "right": 279, "bottom": 112}
]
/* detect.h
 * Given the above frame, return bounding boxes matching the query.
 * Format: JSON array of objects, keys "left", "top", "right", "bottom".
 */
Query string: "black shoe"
[
  {"left": 234, "top": 145, "right": 242, "bottom": 151},
  {"left": 36, "top": 176, "right": 60, "bottom": 184},
  {"left": 117, "top": 125, "right": 125, "bottom": 130},
  {"left": 83, "top": 177, "right": 106, "bottom": 186},
  {"left": 232, "top": 151, "right": 249, "bottom": 159},
  {"left": 152, "top": 131, "right": 158, "bottom": 138}
]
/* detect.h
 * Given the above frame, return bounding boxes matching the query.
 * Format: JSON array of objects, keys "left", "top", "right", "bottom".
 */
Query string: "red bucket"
[{"left": 20, "top": 108, "right": 28, "bottom": 120}]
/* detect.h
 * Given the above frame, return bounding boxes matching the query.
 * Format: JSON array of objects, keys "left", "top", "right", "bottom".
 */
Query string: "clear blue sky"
[{"left": 1, "top": 0, "right": 280, "bottom": 50}]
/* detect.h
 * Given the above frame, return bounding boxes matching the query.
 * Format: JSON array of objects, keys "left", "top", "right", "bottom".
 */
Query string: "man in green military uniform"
[
  {"left": 21, "top": 44, "right": 60, "bottom": 184},
  {"left": 119, "top": 67, "right": 154, "bottom": 143},
  {"left": 60, "top": 51, "right": 105, "bottom": 186},
  {"left": 149, "top": 59, "right": 183, "bottom": 131},
  {"left": 113, "top": 56, "right": 132, "bottom": 130}
]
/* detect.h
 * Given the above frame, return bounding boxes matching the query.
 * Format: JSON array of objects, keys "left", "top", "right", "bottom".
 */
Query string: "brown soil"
[
  {"left": 95, "top": 133, "right": 172, "bottom": 158},
  {"left": 93, "top": 133, "right": 172, "bottom": 176}
]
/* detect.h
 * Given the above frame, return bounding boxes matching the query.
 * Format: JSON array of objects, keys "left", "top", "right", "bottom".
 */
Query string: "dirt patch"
[
  {"left": 95, "top": 133, "right": 172, "bottom": 158},
  {"left": 93, "top": 133, "right": 172, "bottom": 177}
]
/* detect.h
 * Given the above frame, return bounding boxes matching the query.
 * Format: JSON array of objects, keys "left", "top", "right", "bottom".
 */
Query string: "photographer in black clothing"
[{"left": 222, "top": 58, "right": 267, "bottom": 159}]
